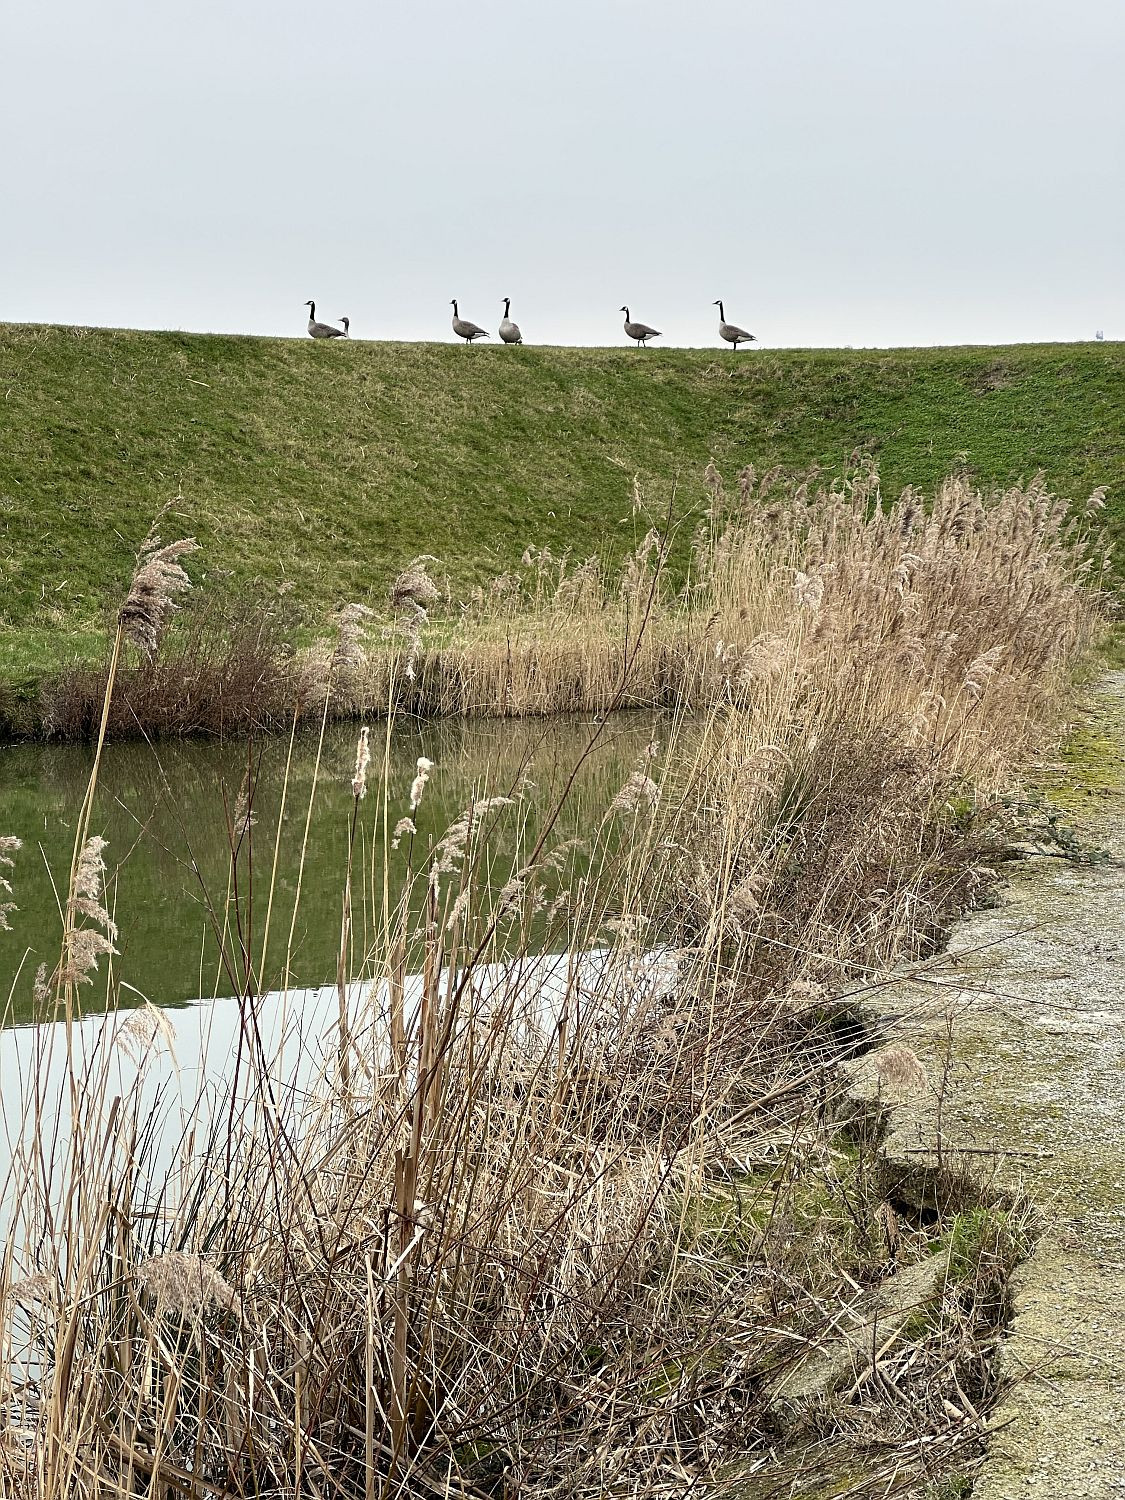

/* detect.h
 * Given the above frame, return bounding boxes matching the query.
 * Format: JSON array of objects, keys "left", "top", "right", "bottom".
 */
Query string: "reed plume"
[
  {"left": 871, "top": 1042, "right": 929, "bottom": 1094},
  {"left": 390, "top": 555, "right": 441, "bottom": 611},
  {"left": 409, "top": 755, "right": 434, "bottom": 810},
  {"left": 390, "top": 816, "right": 416, "bottom": 848},
  {"left": 135, "top": 1251, "right": 240, "bottom": 1317},
  {"left": 609, "top": 770, "right": 659, "bottom": 816},
  {"left": 118, "top": 527, "right": 199, "bottom": 658},
  {"left": 58, "top": 835, "right": 118, "bottom": 986},
  {"left": 432, "top": 794, "right": 515, "bottom": 874},
  {"left": 0, "top": 835, "right": 20, "bottom": 931},
  {"left": 114, "top": 1001, "right": 176, "bottom": 1062},
  {"left": 330, "top": 601, "right": 374, "bottom": 681},
  {"left": 352, "top": 724, "right": 371, "bottom": 799}
]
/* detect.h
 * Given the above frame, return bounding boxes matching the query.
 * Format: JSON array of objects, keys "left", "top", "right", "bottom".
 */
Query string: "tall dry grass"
[
  {"left": 0, "top": 465, "right": 1107, "bottom": 1499},
  {"left": 39, "top": 465, "right": 1109, "bottom": 740}
]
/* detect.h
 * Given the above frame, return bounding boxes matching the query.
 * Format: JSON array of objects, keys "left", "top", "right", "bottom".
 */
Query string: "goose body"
[
  {"left": 499, "top": 297, "right": 523, "bottom": 344},
  {"left": 714, "top": 300, "right": 756, "bottom": 350},
  {"left": 621, "top": 306, "right": 661, "bottom": 347},
  {"left": 305, "top": 300, "right": 346, "bottom": 339},
  {"left": 451, "top": 300, "right": 489, "bottom": 342}
]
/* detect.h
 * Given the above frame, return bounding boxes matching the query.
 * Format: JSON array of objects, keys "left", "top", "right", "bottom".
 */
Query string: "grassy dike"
[{"left": 1, "top": 324, "right": 1122, "bottom": 689}]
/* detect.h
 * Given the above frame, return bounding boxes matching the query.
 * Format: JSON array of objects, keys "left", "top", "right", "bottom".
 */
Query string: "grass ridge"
[{"left": 2, "top": 324, "right": 1122, "bottom": 679}]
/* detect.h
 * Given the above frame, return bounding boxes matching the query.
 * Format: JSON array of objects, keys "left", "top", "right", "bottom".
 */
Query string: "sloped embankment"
[{"left": 1, "top": 323, "right": 1123, "bottom": 684}]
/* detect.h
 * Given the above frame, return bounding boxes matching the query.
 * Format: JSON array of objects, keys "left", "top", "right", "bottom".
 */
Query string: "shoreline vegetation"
[
  {"left": 13, "top": 462, "right": 1118, "bottom": 744},
  {"left": 0, "top": 460, "right": 1109, "bottom": 1498}
]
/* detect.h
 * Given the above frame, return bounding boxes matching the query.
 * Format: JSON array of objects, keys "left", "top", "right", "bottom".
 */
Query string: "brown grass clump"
[
  {"left": 333, "top": 464, "right": 1107, "bottom": 730},
  {"left": 40, "top": 600, "right": 291, "bottom": 739}
]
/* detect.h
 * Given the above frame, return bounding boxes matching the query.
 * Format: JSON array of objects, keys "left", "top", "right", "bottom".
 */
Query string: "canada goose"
[
  {"left": 714, "top": 301, "right": 756, "bottom": 350},
  {"left": 339, "top": 317, "right": 350, "bottom": 336},
  {"left": 451, "top": 300, "right": 489, "bottom": 342},
  {"left": 621, "top": 306, "right": 661, "bottom": 347},
  {"left": 499, "top": 297, "right": 523, "bottom": 344},
  {"left": 305, "top": 301, "right": 345, "bottom": 339}
]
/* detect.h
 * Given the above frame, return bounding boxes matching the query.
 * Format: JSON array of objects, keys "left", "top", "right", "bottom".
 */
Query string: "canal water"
[
  {"left": 0, "top": 712, "right": 665, "bottom": 1026},
  {"left": 0, "top": 712, "right": 676, "bottom": 1255}
]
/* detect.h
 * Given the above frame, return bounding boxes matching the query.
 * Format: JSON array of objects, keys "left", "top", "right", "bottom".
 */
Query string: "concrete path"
[{"left": 848, "top": 671, "right": 1125, "bottom": 1498}]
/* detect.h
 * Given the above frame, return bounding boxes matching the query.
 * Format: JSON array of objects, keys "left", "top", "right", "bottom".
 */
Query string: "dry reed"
[
  {"left": 39, "top": 467, "right": 1108, "bottom": 745},
  {"left": 0, "top": 464, "right": 1107, "bottom": 1499}
]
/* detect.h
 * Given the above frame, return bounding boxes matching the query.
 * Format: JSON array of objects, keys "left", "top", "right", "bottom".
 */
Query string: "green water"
[{"left": 0, "top": 714, "right": 662, "bottom": 1025}]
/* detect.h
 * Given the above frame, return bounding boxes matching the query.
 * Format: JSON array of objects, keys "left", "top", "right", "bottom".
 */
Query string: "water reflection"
[{"left": 0, "top": 714, "right": 664, "bottom": 1024}]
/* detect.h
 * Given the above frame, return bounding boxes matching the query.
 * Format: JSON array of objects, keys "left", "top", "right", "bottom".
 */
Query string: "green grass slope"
[{"left": 2, "top": 324, "right": 1122, "bottom": 681}]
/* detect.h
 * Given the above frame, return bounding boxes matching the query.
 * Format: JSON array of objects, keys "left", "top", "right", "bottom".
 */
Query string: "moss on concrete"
[{"left": 1040, "top": 676, "right": 1125, "bottom": 816}]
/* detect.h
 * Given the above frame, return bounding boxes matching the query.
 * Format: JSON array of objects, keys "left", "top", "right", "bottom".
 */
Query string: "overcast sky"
[{"left": 4, "top": 0, "right": 1122, "bottom": 348}]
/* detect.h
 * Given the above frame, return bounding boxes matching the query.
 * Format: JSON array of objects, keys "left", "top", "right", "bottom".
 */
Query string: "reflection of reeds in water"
[
  {"left": 0, "top": 713, "right": 668, "bottom": 1018},
  {"left": 0, "top": 464, "right": 1105, "bottom": 1498}
]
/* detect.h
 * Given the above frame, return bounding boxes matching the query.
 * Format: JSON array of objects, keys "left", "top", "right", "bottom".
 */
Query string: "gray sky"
[{"left": 4, "top": 0, "right": 1123, "bottom": 347}]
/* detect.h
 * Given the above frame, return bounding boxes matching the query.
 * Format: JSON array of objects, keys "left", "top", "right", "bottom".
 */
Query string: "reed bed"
[
  {"left": 38, "top": 465, "right": 1110, "bottom": 742},
  {"left": 0, "top": 463, "right": 1108, "bottom": 1499}
]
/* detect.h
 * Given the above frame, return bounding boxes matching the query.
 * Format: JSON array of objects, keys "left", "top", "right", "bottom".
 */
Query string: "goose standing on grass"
[
  {"left": 499, "top": 297, "right": 523, "bottom": 344},
  {"left": 451, "top": 300, "right": 489, "bottom": 342},
  {"left": 305, "top": 301, "right": 346, "bottom": 338},
  {"left": 714, "top": 301, "right": 756, "bottom": 350},
  {"left": 620, "top": 306, "right": 661, "bottom": 347},
  {"left": 338, "top": 317, "right": 350, "bottom": 337}
]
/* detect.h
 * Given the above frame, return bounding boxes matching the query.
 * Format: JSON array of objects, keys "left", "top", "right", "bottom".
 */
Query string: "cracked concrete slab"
[
  {"left": 769, "top": 1250, "right": 952, "bottom": 1413},
  {"left": 845, "top": 670, "right": 1125, "bottom": 1498}
]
